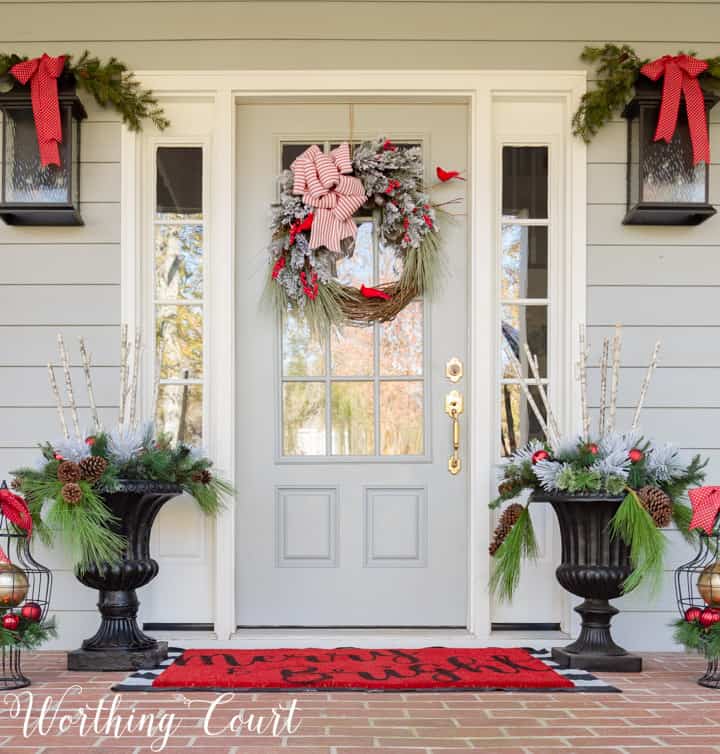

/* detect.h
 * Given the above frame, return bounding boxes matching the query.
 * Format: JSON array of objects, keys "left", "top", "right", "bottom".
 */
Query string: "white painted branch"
[
  {"left": 598, "top": 336, "right": 609, "bottom": 437},
  {"left": 47, "top": 363, "right": 69, "bottom": 439},
  {"left": 608, "top": 323, "right": 623, "bottom": 434},
  {"left": 577, "top": 324, "right": 590, "bottom": 441},
  {"left": 523, "top": 343, "right": 560, "bottom": 446},
  {"left": 57, "top": 334, "right": 81, "bottom": 439},
  {"left": 503, "top": 344, "right": 551, "bottom": 444},
  {"left": 128, "top": 329, "right": 143, "bottom": 429},
  {"left": 118, "top": 324, "right": 129, "bottom": 429},
  {"left": 78, "top": 337, "right": 101, "bottom": 433},
  {"left": 632, "top": 340, "right": 661, "bottom": 430}
]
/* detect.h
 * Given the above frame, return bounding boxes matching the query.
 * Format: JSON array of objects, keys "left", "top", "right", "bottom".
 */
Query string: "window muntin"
[
  {"left": 279, "top": 141, "right": 426, "bottom": 459},
  {"left": 153, "top": 146, "right": 205, "bottom": 445},
  {"left": 500, "top": 146, "right": 549, "bottom": 458}
]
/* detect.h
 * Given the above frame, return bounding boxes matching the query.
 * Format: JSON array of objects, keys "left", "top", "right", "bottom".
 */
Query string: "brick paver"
[{"left": 0, "top": 651, "right": 717, "bottom": 752}]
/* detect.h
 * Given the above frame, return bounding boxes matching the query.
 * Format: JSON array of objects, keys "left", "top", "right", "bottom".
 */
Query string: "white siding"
[{"left": 1, "top": 0, "right": 718, "bottom": 650}]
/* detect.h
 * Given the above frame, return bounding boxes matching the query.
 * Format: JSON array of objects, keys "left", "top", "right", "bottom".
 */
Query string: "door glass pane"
[
  {"left": 380, "top": 382, "right": 424, "bottom": 456},
  {"left": 500, "top": 383, "right": 547, "bottom": 457},
  {"left": 155, "top": 224, "right": 204, "bottom": 300},
  {"left": 283, "top": 382, "right": 326, "bottom": 456},
  {"left": 336, "top": 221, "right": 373, "bottom": 287},
  {"left": 380, "top": 301, "right": 423, "bottom": 376},
  {"left": 331, "top": 325, "right": 373, "bottom": 377},
  {"left": 156, "top": 384, "right": 203, "bottom": 444},
  {"left": 156, "top": 147, "right": 203, "bottom": 218},
  {"left": 501, "top": 225, "right": 548, "bottom": 300},
  {"left": 331, "top": 382, "right": 374, "bottom": 455},
  {"left": 282, "top": 143, "right": 317, "bottom": 171},
  {"left": 501, "top": 304, "right": 547, "bottom": 378},
  {"left": 283, "top": 310, "right": 325, "bottom": 377},
  {"left": 502, "top": 146, "right": 548, "bottom": 219},
  {"left": 156, "top": 305, "right": 204, "bottom": 379}
]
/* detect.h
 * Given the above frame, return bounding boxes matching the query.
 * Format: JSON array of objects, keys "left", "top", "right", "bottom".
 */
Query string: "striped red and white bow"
[
  {"left": 640, "top": 54, "right": 711, "bottom": 165},
  {"left": 291, "top": 144, "right": 367, "bottom": 253},
  {"left": 10, "top": 54, "right": 66, "bottom": 167},
  {"left": 688, "top": 486, "right": 720, "bottom": 535}
]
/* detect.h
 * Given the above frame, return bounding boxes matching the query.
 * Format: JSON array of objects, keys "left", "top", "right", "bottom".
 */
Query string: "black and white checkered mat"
[{"left": 112, "top": 647, "right": 620, "bottom": 693}]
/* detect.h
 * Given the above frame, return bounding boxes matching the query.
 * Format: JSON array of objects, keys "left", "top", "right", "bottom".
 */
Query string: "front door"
[{"left": 235, "top": 102, "right": 469, "bottom": 626}]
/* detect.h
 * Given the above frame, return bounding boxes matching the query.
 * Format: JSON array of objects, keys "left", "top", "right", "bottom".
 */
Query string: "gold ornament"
[
  {"left": 0, "top": 562, "right": 29, "bottom": 607},
  {"left": 698, "top": 562, "right": 720, "bottom": 607}
]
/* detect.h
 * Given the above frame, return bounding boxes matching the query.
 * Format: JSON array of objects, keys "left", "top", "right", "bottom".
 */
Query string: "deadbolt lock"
[{"left": 445, "top": 357, "right": 463, "bottom": 383}]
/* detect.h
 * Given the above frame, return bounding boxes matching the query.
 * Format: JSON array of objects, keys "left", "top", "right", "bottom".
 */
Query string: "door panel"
[{"left": 235, "top": 103, "right": 468, "bottom": 626}]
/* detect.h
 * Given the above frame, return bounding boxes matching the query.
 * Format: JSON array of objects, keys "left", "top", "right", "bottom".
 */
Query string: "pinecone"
[
  {"left": 79, "top": 456, "right": 108, "bottom": 482},
  {"left": 638, "top": 485, "right": 673, "bottom": 528},
  {"left": 489, "top": 502, "right": 524, "bottom": 556},
  {"left": 192, "top": 469, "right": 212, "bottom": 485},
  {"left": 61, "top": 482, "right": 83, "bottom": 505},
  {"left": 498, "top": 479, "right": 518, "bottom": 498},
  {"left": 10, "top": 477, "right": 22, "bottom": 491},
  {"left": 57, "top": 461, "right": 81, "bottom": 484}
]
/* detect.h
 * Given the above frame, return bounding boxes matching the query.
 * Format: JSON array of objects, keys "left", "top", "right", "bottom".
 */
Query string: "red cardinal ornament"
[
  {"left": 628, "top": 448, "right": 644, "bottom": 463},
  {"left": 1, "top": 613, "right": 19, "bottom": 631},
  {"left": 436, "top": 167, "right": 466, "bottom": 182},
  {"left": 21, "top": 602, "right": 42, "bottom": 622},
  {"left": 532, "top": 449, "right": 550, "bottom": 464},
  {"left": 699, "top": 607, "right": 720, "bottom": 628},
  {"left": 685, "top": 606, "right": 703, "bottom": 623},
  {"left": 360, "top": 284, "right": 392, "bottom": 301}
]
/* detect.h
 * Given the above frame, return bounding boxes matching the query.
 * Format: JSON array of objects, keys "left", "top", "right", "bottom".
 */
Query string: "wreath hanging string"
[{"left": 265, "top": 137, "right": 459, "bottom": 331}]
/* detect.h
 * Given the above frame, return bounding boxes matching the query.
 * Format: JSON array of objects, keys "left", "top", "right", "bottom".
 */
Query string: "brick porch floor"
[{"left": 0, "top": 652, "right": 719, "bottom": 753}]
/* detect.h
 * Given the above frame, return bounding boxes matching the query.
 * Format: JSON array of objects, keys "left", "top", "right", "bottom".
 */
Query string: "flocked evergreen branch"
[
  {"left": 609, "top": 489, "right": 666, "bottom": 594},
  {"left": 0, "top": 50, "right": 169, "bottom": 132},
  {"left": 489, "top": 505, "right": 538, "bottom": 601}
]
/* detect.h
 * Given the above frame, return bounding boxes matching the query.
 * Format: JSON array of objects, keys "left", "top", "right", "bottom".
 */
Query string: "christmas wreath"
[
  {"left": 573, "top": 44, "right": 720, "bottom": 152},
  {"left": 266, "top": 138, "right": 459, "bottom": 330}
]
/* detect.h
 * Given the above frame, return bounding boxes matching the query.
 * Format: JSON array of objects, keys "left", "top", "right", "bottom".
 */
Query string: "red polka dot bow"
[
  {"left": 688, "top": 486, "right": 720, "bottom": 535},
  {"left": 0, "top": 488, "right": 33, "bottom": 536},
  {"left": 10, "top": 54, "right": 66, "bottom": 167},
  {"left": 640, "top": 54, "right": 710, "bottom": 166}
]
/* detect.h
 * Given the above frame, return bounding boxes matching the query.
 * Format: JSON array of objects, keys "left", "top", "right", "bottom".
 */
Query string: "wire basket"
[
  {"left": 0, "top": 484, "right": 52, "bottom": 690},
  {"left": 674, "top": 532, "right": 720, "bottom": 688}
]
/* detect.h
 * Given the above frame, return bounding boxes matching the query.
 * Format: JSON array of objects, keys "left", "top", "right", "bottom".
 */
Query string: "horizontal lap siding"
[{"left": 3, "top": 0, "right": 717, "bottom": 650}]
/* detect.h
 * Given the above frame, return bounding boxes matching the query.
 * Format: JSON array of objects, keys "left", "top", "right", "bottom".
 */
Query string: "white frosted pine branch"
[
  {"left": 57, "top": 334, "right": 81, "bottom": 439},
  {"left": 632, "top": 340, "right": 661, "bottom": 430},
  {"left": 47, "top": 362, "right": 69, "bottom": 439},
  {"left": 608, "top": 323, "right": 623, "bottom": 434}
]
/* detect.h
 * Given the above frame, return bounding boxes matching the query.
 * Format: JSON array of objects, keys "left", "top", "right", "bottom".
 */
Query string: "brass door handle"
[{"left": 445, "top": 390, "right": 464, "bottom": 475}]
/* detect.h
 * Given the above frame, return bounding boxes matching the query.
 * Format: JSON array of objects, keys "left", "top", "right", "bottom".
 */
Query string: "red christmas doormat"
[{"left": 151, "top": 647, "right": 574, "bottom": 691}]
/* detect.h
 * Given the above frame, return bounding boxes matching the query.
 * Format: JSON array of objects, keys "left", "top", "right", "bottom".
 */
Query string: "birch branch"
[
  {"left": 57, "top": 334, "right": 81, "bottom": 439},
  {"left": 608, "top": 323, "right": 623, "bottom": 434},
  {"left": 598, "top": 337, "right": 609, "bottom": 437},
  {"left": 152, "top": 336, "right": 165, "bottom": 423},
  {"left": 632, "top": 340, "right": 661, "bottom": 430},
  {"left": 47, "top": 363, "right": 69, "bottom": 439},
  {"left": 577, "top": 324, "right": 590, "bottom": 441},
  {"left": 78, "top": 337, "right": 101, "bottom": 433},
  {"left": 128, "top": 329, "right": 142, "bottom": 429},
  {"left": 523, "top": 343, "right": 560, "bottom": 446},
  {"left": 118, "top": 324, "right": 129, "bottom": 429},
  {"left": 503, "top": 344, "right": 551, "bottom": 444}
]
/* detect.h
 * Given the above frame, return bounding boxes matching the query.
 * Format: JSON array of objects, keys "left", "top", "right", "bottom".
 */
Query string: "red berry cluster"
[
  {"left": 685, "top": 605, "right": 720, "bottom": 628},
  {"left": 300, "top": 270, "right": 319, "bottom": 300}
]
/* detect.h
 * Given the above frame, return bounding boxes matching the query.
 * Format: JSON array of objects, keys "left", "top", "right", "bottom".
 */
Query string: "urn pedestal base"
[{"left": 67, "top": 642, "right": 168, "bottom": 672}]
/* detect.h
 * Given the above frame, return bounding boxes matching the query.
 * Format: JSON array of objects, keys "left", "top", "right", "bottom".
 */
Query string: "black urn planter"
[
  {"left": 67, "top": 480, "right": 182, "bottom": 671},
  {"left": 531, "top": 493, "right": 642, "bottom": 672}
]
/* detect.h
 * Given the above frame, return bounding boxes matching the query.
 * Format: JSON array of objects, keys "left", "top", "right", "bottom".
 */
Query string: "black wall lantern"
[
  {"left": 0, "top": 71, "right": 86, "bottom": 226},
  {"left": 622, "top": 79, "right": 718, "bottom": 225}
]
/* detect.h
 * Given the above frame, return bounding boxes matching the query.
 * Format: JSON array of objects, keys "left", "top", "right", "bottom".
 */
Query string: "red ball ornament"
[
  {"left": 628, "top": 448, "right": 644, "bottom": 463},
  {"left": 1, "top": 613, "right": 19, "bottom": 631},
  {"left": 20, "top": 602, "right": 42, "bottom": 622},
  {"left": 587, "top": 443, "right": 599, "bottom": 455},
  {"left": 532, "top": 449, "right": 550, "bottom": 464},
  {"left": 685, "top": 606, "right": 703, "bottom": 623},
  {"left": 699, "top": 607, "right": 720, "bottom": 629},
  {"left": 53, "top": 453, "right": 64, "bottom": 461},
  {"left": 85, "top": 436, "right": 96, "bottom": 447}
]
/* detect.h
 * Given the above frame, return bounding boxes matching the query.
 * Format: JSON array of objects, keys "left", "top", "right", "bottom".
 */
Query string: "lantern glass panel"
[
  {"left": 71, "top": 114, "right": 80, "bottom": 208},
  {"left": 629, "top": 117, "right": 640, "bottom": 206},
  {"left": 3, "top": 106, "right": 71, "bottom": 204},
  {"left": 640, "top": 104, "right": 706, "bottom": 203}
]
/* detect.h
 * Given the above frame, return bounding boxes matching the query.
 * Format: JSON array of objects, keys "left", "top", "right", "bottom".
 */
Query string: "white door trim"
[{"left": 120, "top": 70, "right": 587, "bottom": 644}]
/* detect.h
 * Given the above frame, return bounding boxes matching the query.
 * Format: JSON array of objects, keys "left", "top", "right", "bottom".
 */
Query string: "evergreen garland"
[
  {"left": 0, "top": 51, "right": 169, "bottom": 131},
  {"left": 573, "top": 44, "right": 720, "bottom": 143},
  {"left": 0, "top": 614, "right": 57, "bottom": 651},
  {"left": 673, "top": 617, "right": 720, "bottom": 660}
]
